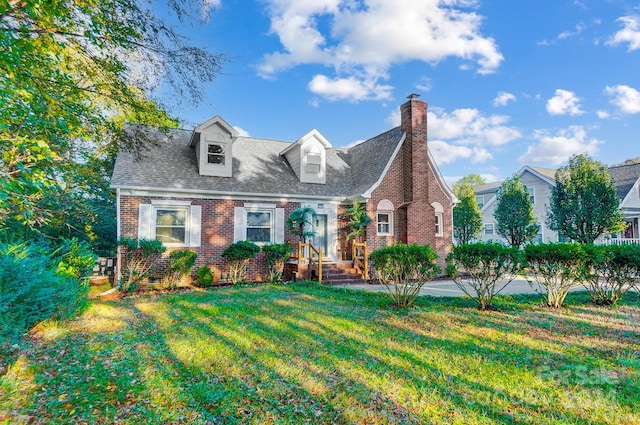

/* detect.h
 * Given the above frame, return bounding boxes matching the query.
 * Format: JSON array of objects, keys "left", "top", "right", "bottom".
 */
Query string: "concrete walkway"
[{"left": 336, "top": 276, "right": 541, "bottom": 297}]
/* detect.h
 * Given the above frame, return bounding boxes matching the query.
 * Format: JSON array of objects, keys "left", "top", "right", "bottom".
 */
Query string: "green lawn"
[{"left": 1, "top": 283, "right": 639, "bottom": 424}]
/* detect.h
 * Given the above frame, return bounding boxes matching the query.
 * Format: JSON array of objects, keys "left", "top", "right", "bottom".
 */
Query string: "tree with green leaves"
[
  {"left": 494, "top": 175, "right": 539, "bottom": 248},
  {"left": 547, "top": 154, "right": 625, "bottom": 243},
  {"left": 452, "top": 176, "right": 484, "bottom": 245},
  {"left": 286, "top": 206, "right": 317, "bottom": 242},
  {"left": 0, "top": 0, "right": 224, "bottom": 244},
  {"left": 344, "top": 200, "right": 371, "bottom": 242}
]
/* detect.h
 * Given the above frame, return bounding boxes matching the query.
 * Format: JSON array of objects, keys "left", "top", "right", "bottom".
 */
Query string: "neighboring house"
[
  {"left": 111, "top": 94, "right": 456, "bottom": 283},
  {"left": 474, "top": 163, "right": 640, "bottom": 245},
  {"left": 607, "top": 162, "right": 640, "bottom": 243}
]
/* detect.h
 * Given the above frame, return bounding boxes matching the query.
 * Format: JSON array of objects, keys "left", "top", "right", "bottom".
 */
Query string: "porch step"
[{"left": 321, "top": 263, "right": 367, "bottom": 285}]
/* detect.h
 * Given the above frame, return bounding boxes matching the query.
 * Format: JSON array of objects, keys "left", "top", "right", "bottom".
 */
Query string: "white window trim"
[
  {"left": 484, "top": 223, "right": 494, "bottom": 235},
  {"left": 435, "top": 212, "right": 444, "bottom": 237},
  {"left": 245, "top": 207, "right": 275, "bottom": 245},
  {"left": 205, "top": 141, "right": 228, "bottom": 166},
  {"left": 139, "top": 202, "right": 201, "bottom": 248},
  {"left": 477, "top": 195, "right": 484, "bottom": 209},
  {"left": 234, "top": 204, "right": 284, "bottom": 245},
  {"left": 526, "top": 186, "right": 535, "bottom": 204},
  {"left": 377, "top": 211, "right": 394, "bottom": 236}
]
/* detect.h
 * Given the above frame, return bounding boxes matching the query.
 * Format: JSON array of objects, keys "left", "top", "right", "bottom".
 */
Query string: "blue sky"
[{"left": 153, "top": 0, "right": 640, "bottom": 184}]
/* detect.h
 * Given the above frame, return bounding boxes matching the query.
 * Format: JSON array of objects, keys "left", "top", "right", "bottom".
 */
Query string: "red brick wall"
[
  {"left": 366, "top": 96, "right": 454, "bottom": 270},
  {"left": 119, "top": 195, "right": 300, "bottom": 283}
]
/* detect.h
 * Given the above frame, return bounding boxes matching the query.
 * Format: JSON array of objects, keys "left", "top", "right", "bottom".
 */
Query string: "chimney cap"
[{"left": 407, "top": 93, "right": 421, "bottom": 99}]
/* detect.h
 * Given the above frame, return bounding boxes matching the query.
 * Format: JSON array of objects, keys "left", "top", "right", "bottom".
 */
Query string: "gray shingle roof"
[
  {"left": 111, "top": 124, "right": 404, "bottom": 199},
  {"left": 609, "top": 162, "right": 640, "bottom": 201},
  {"left": 471, "top": 162, "right": 640, "bottom": 201}
]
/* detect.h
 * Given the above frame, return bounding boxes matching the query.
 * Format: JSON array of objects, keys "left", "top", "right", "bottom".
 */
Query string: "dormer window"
[
  {"left": 280, "top": 129, "right": 331, "bottom": 185},
  {"left": 305, "top": 153, "right": 322, "bottom": 174},
  {"left": 207, "top": 143, "right": 226, "bottom": 165},
  {"left": 189, "top": 115, "right": 238, "bottom": 178}
]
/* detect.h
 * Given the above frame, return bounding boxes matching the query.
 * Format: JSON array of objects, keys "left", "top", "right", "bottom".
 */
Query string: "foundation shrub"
[{"left": 369, "top": 244, "right": 440, "bottom": 308}]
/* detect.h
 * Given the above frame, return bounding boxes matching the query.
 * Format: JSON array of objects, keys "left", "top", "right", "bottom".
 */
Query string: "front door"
[{"left": 313, "top": 214, "right": 329, "bottom": 257}]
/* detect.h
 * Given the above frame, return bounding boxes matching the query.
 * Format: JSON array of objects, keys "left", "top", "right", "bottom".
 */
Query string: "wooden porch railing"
[
  {"left": 352, "top": 240, "right": 369, "bottom": 280},
  {"left": 289, "top": 241, "right": 323, "bottom": 283}
]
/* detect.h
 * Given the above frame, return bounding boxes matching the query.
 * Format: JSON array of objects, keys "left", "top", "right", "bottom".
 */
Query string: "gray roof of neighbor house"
[
  {"left": 472, "top": 162, "right": 640, "bottom": 201},
  {"left": 529, "top": 166, "right": 557, "bottom": 181},
  {"left": 111, "top": 124, "right": 404, "bottom": 199},
  {"left": 608, "top": 162, "right": 640, "bottom": 200},
  {"left": 474, "top": 182, "right": 501, "bottom": 195}
]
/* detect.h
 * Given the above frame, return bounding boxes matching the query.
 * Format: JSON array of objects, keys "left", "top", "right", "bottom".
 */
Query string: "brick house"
[{"left": 111, "top": 94, "right": 456, "bottom": 283}]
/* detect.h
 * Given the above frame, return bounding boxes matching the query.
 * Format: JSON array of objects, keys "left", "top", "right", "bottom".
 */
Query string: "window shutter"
[
  {"left": 234, "top": 207, "right": 246, "bottom": 242},
  {"left": 189, "top": 205, "right": 202, "bottom": 247},
  {"left": 138, "top": 204, "right": 154, "bottom": 240},
  {"left": 275, "top": 208, "right": 285, "bottom": 243}
]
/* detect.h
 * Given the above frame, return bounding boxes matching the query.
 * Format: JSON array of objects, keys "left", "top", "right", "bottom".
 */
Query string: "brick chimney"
[{"left": 400, "top": 94, "right": 433, "bottom": 246}]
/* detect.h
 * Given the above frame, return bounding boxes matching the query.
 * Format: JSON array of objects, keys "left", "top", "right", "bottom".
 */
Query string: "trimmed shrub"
[
  {"left": 582, "top": 244, "right": 640, "bottom": 305},
  {"left": 160, "top": 250, "right": 197, "bottom": 289},
  {"left": 446, "top": 242, "right": 521, "bottom": 310},
  {"left": 262, "top": 243, "right": 291, "bottom": 283},
  {"left": 194, "top": 265, "right": 215, "bottom": 287},
  {"left": 523, "top": 243, "right": 585, "bottom": 308},
  {"left": 118, "top": 237, "right": 166, "bottom": 292},
  {"left": 0, "top": 239, "right": 94, "bottom": 343},
  {"left": 369, "top": 244, "right": 440, "bottom": 308},
  {"left": 222, "top": 240, "right": 260, "bottom": 284}
]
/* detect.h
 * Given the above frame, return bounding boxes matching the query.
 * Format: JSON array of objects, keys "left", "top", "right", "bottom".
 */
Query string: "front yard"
[{"left": 1, "top": 283, "right": 639, "bottom": 424}]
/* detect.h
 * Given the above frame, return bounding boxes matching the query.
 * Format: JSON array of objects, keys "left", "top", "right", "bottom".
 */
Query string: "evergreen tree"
[
  {"left": 494, "top": 175, "right": 539, "bottom": 247},
  {"left": 452, "top": 176, "right": 484, "bottom": 245},
  {"left": 547, "top": 154, "right": 625, "bottom": 243}
]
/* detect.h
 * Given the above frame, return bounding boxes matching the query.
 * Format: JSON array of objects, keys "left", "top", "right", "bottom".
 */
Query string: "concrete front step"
[{"left": 323, "top": 279, "right": 369, "bottom": 286}]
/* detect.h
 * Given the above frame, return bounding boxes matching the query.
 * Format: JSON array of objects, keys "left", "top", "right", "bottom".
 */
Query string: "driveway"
[{"left": 340, "top": 276, "right": 542, "bottom": 297}]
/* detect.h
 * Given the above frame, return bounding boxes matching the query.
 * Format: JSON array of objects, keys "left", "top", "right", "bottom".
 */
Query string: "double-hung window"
[
  {"left": 234, "top": 204, "right": 285, "bottom": 245},
  {"left": 526, "top": 186, "right": 535, "bottom": 204},
  {"left": 377, "top": 212, "right": 392, "bottom": 235},
  {"left": 207, "top": 143, "right": 226, "bottom": 165},
  {"left": 432, "top": 202, "right": 444, "bottom": 237},
  {"left": 138, "top": 201, "right": 201, "bottom": 247},
  {"left": 246, "top": 210, "right": 273, "bottom": 243},
  {"left": 376, "top": 199, "right": 394, "bottom": 236},
  {"left": 484, "top": 223, "right": 494, "bottom": 235},
  {"left": 155, "top": 208, "right": 188, "bottom": 244}
]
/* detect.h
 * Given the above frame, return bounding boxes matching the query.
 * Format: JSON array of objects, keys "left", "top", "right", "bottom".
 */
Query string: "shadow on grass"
[{"left": 1, "top": 283, "right": 638, "bottom": 424}]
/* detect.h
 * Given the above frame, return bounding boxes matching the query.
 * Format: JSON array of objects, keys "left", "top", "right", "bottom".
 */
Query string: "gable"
[
  {"left": 190, "top": 116, "right": 239, "bottom": 178},
  {"left": 280, "top": 129, "right": 332, "bottom": 184}
]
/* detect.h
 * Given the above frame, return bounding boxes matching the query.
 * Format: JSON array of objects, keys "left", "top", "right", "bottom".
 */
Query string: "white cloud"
[
  {"left": 258, "top": 0, "right": 503, "bottom": 101},
  {"left": 605, "top": 84, "right": 640, "bottom": 114},
  {"left": 422, "top": 107, "right": 521, "bottom": 167},
  {"left": 596, "top": 110, "right": 610, "bottom": 119},
  {"left": 429, "top": 140, "right": 493, "bottom": 165},
  {"left": 344, "top": 139, "right": 365, "bottom": 148},
  {"left": 233, "top": 126, "right": 250, "bottom": 137},
  {"left": 415, "top": 77, "right": 432, "bottom": 93},
  {"left": 428, "top": 108, "right": 522, "bottom": 146},
  {"left": 519, "top": 126, "right": 602, "bottom": 165},
  {"left": 493, "top": 91, "right": 516, "bottom": 107},
  {"left": 558, "top": 23, "right": 586, "bottom": 39},
  {"left": 385, "top": 105, "right": 520, "bottom": 166},
  {"left": 308, "top": 74, "right": 393, "bottom": 101},
  {"left": 538, "top": 22, "right": 586, "bottom": 45},
  {"left": 606, "top": 15, "right": 640, "bottom": 51},
  {"left": 546, "top": 89, "right": 585, "bottom": 116}
]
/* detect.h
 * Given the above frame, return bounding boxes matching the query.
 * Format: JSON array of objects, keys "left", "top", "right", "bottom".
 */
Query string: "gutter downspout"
[{"left": 116, "top": 187, "right": 121, "bottom": 286}]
